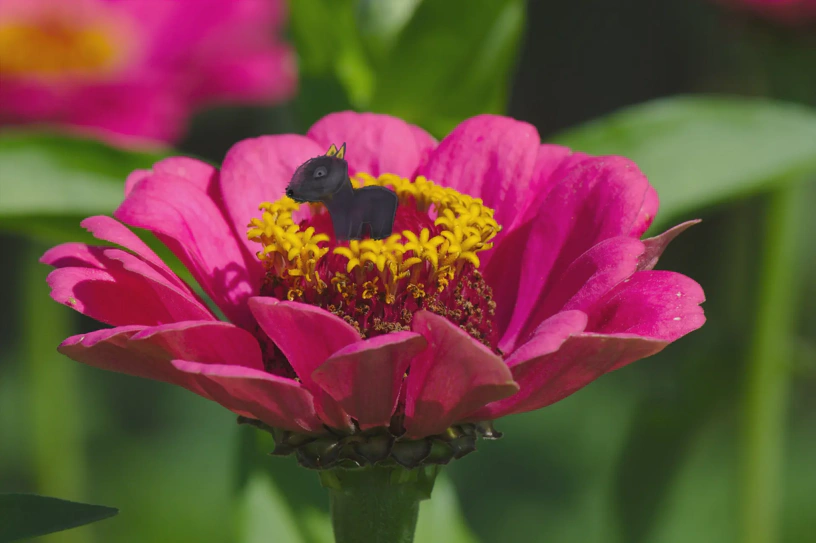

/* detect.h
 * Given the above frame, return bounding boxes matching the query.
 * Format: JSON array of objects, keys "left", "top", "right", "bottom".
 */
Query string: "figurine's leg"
[
  {"left": 332, "top": 213, "right": 352, "bottom": 241},
  {"left": 370, "top": 201, "right": 397, "bottom": 239},
  {"left": 370, "top": 217, "right": 393, "bottom": 239},
  {"left": 350, "top": 220, "right": 365, "bottom": 240}
]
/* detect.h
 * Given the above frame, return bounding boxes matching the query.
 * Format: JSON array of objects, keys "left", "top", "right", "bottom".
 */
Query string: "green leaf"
[
  {"left": 0, "top": 493, "right": 118, "bottom": 542},
  {"left": 288, "top": 0, "right": 374, "bottom": 123},
  {"left": 354, "top": 0, "right": 423, "bottom": 65},
  {"left": 0, "top": 130, "right": 169, "bottom": 241},
  {"left": 368, "top": 0, "right": 525, "bottom": 137},
  {"left": 237, "top": 471, "right": 308, "bottom": 543},
  {"left": 288, "top": 0, "right": 525, "bottom": 137},
  {"left": 416, "top": 474, "right": 479, "bottom": 543},
  {"left": 551, "top": 96, "right": 816, "bottom": 228}
]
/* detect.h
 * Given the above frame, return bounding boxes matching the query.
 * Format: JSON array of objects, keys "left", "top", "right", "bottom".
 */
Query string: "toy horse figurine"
[{"left": 285, "top": 143, "right": 398, "bottom": 241}]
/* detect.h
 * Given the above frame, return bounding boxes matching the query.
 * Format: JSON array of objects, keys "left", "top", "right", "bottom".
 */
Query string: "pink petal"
[
  {"left": 637, "top": 220, "right": 701, "bottom": 271},
  {"left": 474, "top": 332, "right": 668, "bottom": 419},
  {"left": 125, "top": 158, "right": 217, "bottom": 198},
  {"left": 114, "top": 172, "right": 258, "bottom": 328},
  {"left": 103, "top": 246, "right": 213, "bottom": 317},
  {"left": 503, "top": 144, "right": 575, "bottom": 233},
  {"left": 497, "top": 157, "right": 659, "bottom": 351},
  {"left": 505, "top": 310, "right": 589, "bottom": 368},
  {"left": 528, "top": 145, "right": 583, "bottom": 201},
  {"left": 46, "top": 247, "right": 214, "bottom": 327},
  {"left": 249, "top": 297, "right": 361, "bottom": 429},
  {"left": 130, "top": 321, "right": 264, "bottom": 371},
  {"left": 409, "top": 124, "right": 438, "bottom": 171},
  {"left": 312, "top": 332, "right": 427, "bottom": 430},
  {"left": 418, "top": 115, "right": 540, "bottom": 230},
  {"left": 80, "top": 215, "right": 192, "bottom": 293},
  {"left": 41, "top": 242, "right": 106, "bottom": 268},
  {"left": 192, "top": 46, "right": 297, "bottom": 104},
  {"left": 307, "top": 111, "right": 435, "bottom": 178},
  {"left": 482, "top": 148, "right": 588, "bottom": 272},
  {"left": 632, "top": 183, "right": 660, "bottom": 237},
  {"left": 152, "top": 157, "right": 219, "bottom": 195},
  {"left": 585, "top": 270, "right": 706, "bottom": 342},
  {"left": 58, "top": 326, "right": 209, "bottom": 398},
  {"left": 64, "top": 82, "right": 188, "bottom": 144},
  {"left": 219, "top": 135, "right": 324, "bottom": 255},
  {"left": 44, "top": 243, "right": 211, "bottom": 320},
  {"left": 404, "top": 311, "right": 518, "bottom": 438},
  {"left": 125, "top": 169, "right": 152, "bottom": 196},
  {"left": 171, "top": 360, "right": 324, "bottom": 434},
  {"left": 499, "top": 237, "right": 645, "bottom": 353}
]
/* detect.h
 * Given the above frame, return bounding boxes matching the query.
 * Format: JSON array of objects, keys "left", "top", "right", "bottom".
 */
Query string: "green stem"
[
  {"left": 319, "top": 465, "right": 439, "bottom": 543},
  {"left": 735, "top": 18, "right": 814, "bottom": 543},
  {"left": 741, "top": 187, "right": 803, "bottom": 543},
  {"left": 24, "top": 242, "right": 88, "bottom": 543}
]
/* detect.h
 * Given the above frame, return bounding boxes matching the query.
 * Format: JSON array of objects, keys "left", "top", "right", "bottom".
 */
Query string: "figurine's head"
[{"left": 285, "top": 143, "right": 349, "bottom": 203}]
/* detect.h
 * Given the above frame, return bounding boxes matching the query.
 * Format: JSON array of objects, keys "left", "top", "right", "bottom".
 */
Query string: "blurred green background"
[{"left": 1, "top": 1, "right": 815, "bottom": 542}]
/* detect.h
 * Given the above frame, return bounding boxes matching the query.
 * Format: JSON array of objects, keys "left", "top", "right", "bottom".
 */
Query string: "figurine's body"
[{"left": 285, "top": 144, "right": 398, "bottom": 241}]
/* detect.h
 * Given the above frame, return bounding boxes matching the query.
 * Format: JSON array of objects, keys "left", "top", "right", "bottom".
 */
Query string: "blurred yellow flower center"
[
  {"left": 248, "top": 173, "right": 501, "bottom": 347},
  {"left": 0, "top": 21, "right": 119, "bottom": 77}
]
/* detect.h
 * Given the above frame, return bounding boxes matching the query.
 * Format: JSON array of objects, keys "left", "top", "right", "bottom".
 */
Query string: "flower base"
[{"left": 237, "top": 417, "right": 503, "bottom": 469}]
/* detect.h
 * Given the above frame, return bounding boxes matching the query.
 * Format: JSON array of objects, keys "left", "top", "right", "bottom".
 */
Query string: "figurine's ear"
[
  {"left": 336, "top": 143, "right": 346, "bottom": 160},
  {"left": 326, "top": 143, "right": 338, "bottom": 156}
]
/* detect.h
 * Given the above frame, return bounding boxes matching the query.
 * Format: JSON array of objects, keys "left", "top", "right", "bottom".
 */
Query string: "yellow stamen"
[
  {"left": 361, "top": 278, "right": 380, "bottom": 300},
  {"left": 248, "top": 174, "right": 501, "bottom": 296}
]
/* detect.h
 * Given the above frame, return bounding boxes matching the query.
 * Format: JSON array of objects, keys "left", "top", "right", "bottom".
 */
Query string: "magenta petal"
[
  {"left": 404, "top": 311, "right": 518, "bottom": 438},
  {"left": 80, "top": 215, "right": 192, "bottom": 293},
  {"left": 499, "top": 157, "right": 659, "bottom": 349},
  {"left": 637, "top": 220, "right": 701, "bottom": 271},
  {"left": 249, "top": 297, "right": 361, "bottom": 429},
  {"left": 219, "top": 135, "right": 324, "bottom": 254},
  {"left": 130, "top": 321, "right": 264, "bottom": 371},
  {"left": 499, "top": 237, "right": 645, "bottom": 353},
  {"left": 58, "top": 327, "right": 209, "bottom": 397},
  {"left": 419, "top": 115, "right": 540, "bottom": 229},
  {"left": 307, "top": 111, "right": 435, "bottom": 178},
  {"left": 114, "top": 172, "right": 257, "bottom": 327},
  {"left": 152, "top": 157, "right": 219, "bottom": 195},
  {"left": 46, "top": 247, "right": 214, "bottom": 327},
  {"left": 312, "top": 332, "right": 427, "bottom": 430},
  {"left": 101, "top": 246, "right": 213, "bottom": 320},
  {"left": 474, "top": 332, "right": 668, "bottom": 419},
  {"left": 249, "top": 298, "right": 361, "bottom": 382},
  {"left": 585, "top": 270, "right": 706, "bottom": 341},
  {"left": 171, "top": 360, "right": 324, "bottom": 434}
]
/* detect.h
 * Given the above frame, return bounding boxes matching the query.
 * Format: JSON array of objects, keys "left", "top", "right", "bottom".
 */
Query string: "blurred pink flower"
[
  {"left": 0, "top": 0, "right": 296, "bottom": 145},
  {"left": 716, "top": 0, "right": 816, "bottom": 24},
  {"left": 43, "top": 112, "right": 705, "bottom": 442}
]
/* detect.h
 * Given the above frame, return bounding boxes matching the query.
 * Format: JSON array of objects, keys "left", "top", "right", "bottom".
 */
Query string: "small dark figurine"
[{"left": 285, "top": 143, "right": 398, "bottom": 241}]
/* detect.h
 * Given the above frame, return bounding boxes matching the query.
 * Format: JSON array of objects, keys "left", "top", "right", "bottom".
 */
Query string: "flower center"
[
  {"left": 248, "top": 173, "right": 501, "bottom": 376},
  {"left": 0, "top": 20, "right": 120, "bottom": 78}
]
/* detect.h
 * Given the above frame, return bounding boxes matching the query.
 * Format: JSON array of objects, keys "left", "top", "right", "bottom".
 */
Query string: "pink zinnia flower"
[
  {"left": 0, "top": 0, "right": 296, "bottom": 145},
  {"left": 43, "top": 112, "right": 705, "bottom": 466},
  {"left": 715, "top": 0, "right": 816, "bottom": 24}
]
